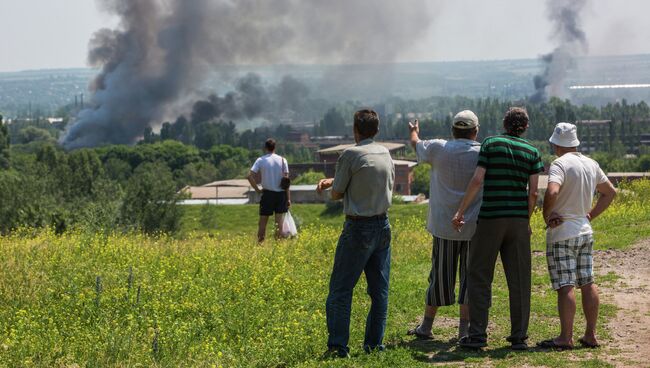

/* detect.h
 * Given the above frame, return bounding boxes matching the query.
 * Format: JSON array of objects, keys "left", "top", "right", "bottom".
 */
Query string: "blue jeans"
[{"left": 326, "top": 217, "right": 392, "bottom": 353}]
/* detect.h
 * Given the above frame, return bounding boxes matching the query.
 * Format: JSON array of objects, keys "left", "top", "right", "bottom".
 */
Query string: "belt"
[{"left": 345, "top": 213, "right": 387, "bottom": 221}]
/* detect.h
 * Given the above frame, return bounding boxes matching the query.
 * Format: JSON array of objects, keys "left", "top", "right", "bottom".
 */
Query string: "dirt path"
[{"left": 596, "top": 238, "right": 650, "bottom": 368}]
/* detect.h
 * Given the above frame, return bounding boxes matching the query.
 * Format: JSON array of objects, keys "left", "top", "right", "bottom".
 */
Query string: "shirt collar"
[{"left": 358, "top": 138, "right": 374, "bottom": 146}]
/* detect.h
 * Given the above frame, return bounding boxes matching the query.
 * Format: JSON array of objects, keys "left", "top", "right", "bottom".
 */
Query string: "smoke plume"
[
  {"left": 186, "top": 73, "right": 308, "bottom": 124},
  {"left": 531, "top": 0, "right": 589, "bottom": 103},
  {"left": 62, "top": 0, "right": 436, "bottom": 149}
]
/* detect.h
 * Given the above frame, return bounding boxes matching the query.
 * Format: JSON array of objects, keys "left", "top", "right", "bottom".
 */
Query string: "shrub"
[{"left": 120, "top": 162, "right": 183, "bottom": 234}]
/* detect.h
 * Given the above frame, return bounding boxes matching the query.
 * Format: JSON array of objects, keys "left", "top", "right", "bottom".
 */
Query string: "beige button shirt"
[{"left": 332, "top": 139, "right": 395, "bottom": 216}]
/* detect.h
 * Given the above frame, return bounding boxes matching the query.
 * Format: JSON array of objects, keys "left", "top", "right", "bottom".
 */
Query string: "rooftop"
[
  {"left": 201, "top": 179, "right": 251, "bottom": 188},
  {"left": 180, "top": 185, "right": 249, "bottom": 199},
  {"left": 317, "top": 142, "right": 406, "bottom": 154}
]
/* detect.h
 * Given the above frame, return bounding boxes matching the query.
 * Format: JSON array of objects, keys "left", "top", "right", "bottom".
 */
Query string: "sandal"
[
  {"left": 536, "top": 339, "right": 573, "bottom": 350},
  {"left": 578, "top": 337, "right": 600, "bottom": 349},
  {"left": 406, "top": 325, "right": 433, "bottom": 340}
]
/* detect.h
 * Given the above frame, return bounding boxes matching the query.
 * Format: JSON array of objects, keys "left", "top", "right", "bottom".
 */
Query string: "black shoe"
[
  {"left": 507, "top": 336, "right": 529, "bottom": 351},
  {"left": 322, "top": 347, "right": 350, "bottom": 359},
  {"left": 458, "top": 336, "right": 488, "bottom": 349},
  {"left": 510, "top": 341, "right": 528, "bottom": 351}
]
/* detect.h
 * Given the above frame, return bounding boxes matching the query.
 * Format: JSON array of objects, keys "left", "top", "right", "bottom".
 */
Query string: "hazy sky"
[{"left": 2, "top": 0, "right": 650, "bottom": 72}]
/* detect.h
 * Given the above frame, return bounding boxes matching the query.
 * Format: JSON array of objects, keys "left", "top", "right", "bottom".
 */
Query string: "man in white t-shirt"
[
  {"left": 247, "top": 138, "right": 290, "bottom": 242},
  {"left": 538, "top": 123, "right": 616, "bottom": 350}
]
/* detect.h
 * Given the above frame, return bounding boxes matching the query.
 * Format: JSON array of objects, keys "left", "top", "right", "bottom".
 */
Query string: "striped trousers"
[{"left": 426, "top": 236, "right": 469, "bottom": 307}]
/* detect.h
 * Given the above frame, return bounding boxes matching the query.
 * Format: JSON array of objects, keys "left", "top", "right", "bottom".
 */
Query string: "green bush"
[
  {"left": 293, "top": 170, "right": 325, "bottom": 185},
  {"left": 120, "top": 162, "right": 183, "bottom": 234}
]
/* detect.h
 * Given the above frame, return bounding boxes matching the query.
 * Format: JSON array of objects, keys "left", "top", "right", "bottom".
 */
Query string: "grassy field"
[
  {"left": 1, "top": 181, "right": 649, "bottom": 367},
  {"left": 180, "top": 198, "right": 650, "bottom": 251}
]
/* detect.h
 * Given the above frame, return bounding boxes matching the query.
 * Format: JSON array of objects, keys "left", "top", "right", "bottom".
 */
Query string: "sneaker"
[
  {"left": 458, "top": 336, "right": 488, "bottom": 349},
  {"left": 322, "top": 347, "right": 350, "bottom": 359}
]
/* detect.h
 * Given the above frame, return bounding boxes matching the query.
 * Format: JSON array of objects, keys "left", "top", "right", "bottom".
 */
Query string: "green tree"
[
  {"left": 120, "top": 162, "right": 182, "bottom": 234},
  {"left": 65, "top": 149, "right": 105, "bottom": 198},
  {"left": 318, "top": 108, "right": 347, "bottom": 136},
  {"left": 411, "top": 163, "right": 430, "bottom": 197},
  {"left": 177, "top": 161, "right": 218, "bottom": 186},
  {"left": 104, "top": 157, "right": 133, "bottom": 183},
  {"left": 15, "top": 126, "right": 54, "bottom": 144},
  {"left": 216, "top": 159, "right": 246, "bottom": 180}
]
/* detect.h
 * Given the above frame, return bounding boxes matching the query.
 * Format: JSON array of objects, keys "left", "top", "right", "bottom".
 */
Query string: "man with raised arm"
[
  {"left": 317, "top": 109, "right": 395, "bottom": 358},
  {"left": 537, "top": 123, "right": 616, "bottom": 350},
  {"left": 406, "top": 111, "right": 482, "bottom": 341},
  {"left": 452, "top": 107, "right": 544, "bottom": 350}
]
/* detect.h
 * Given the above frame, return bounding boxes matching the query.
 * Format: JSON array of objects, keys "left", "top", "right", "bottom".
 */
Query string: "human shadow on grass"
[{"left": 395, "top": 338, "right": 529, "bottom": 363}]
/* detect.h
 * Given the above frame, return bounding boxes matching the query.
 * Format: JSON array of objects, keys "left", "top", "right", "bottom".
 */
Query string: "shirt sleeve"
[
  {"left": 477, "top": 140, "right": 490, "bottom": 168},
  {"left": 332, "top": 152, "right": 352, "bottom": 194},
  {"left": 415, "top": 139, "right": 441, "bottom": 165},
  {"left": 251, "top": 158, "right": 261, "bottom": 173},
  {"left": 596, "top": 165, "right": 608, "bottom": 184},
  {"left": 282, "top": 158, "right": 289, "bottom": 175},
  {"left": 529, "top": 149, "right": 545, "bottom": 175},
  {"left": 547, "top": 161, "right": 564, "bottom": 185}
]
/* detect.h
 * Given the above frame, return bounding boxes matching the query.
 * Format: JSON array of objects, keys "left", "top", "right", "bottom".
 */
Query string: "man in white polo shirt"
[
  {"left": 538, "top": 123, "right": 616, "bottom": 350},
  {"left": 247, "top": 138, "right": 290, "bottom": 242}
]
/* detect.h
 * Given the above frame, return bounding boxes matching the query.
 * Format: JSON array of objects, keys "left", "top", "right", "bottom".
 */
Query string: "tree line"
[{"left": 2, "top": 96, "right": 650, "bottom": 234}]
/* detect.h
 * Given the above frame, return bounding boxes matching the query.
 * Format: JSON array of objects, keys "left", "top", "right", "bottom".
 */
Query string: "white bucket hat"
[{"left": 549, "top": 122, "right": 580, "bottom": 148}]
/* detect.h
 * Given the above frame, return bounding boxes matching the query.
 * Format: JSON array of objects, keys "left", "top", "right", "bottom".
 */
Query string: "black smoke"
[
  {"left": 61, "top": 0, "right": 437, "bottom": 149},
  {"left": 531, "top": 0, "right": 589, "bottom": 103},
  {"left": 188, "top": 73, "right": 302, "bottom": 124}
]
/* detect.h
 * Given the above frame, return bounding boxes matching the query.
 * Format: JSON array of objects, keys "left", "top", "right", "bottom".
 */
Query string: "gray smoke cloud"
[
  {"left": 62, "top": 0, "right": 437, "bottom": 149},
  {"left": 531, "top": 0, "right": 589, "bottom": 103},
  {"left": 187, "top": 73, "right": 308, "bottom": 124}
]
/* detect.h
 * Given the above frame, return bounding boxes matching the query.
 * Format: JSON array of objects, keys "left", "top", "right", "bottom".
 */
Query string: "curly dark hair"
[{"left": 503, "top": 107, "right": 529, "bottom": 136}]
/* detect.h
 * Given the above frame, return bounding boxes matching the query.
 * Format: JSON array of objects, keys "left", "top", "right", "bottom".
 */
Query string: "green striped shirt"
[{"left": 477, "top": 134, "right": 544, "bottom": 219}]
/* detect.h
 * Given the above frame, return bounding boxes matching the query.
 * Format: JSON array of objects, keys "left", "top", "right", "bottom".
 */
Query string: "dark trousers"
[
  {"left": 467, "top": 217, "right": 531, "bottom": 343},
  {"left": 326, "top": 217, "right": 392, "bottom": 353}
]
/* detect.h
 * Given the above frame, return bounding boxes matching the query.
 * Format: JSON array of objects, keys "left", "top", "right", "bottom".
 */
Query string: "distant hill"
[{"left": 2, "top": 54, "right": 650, "bottom": 118}]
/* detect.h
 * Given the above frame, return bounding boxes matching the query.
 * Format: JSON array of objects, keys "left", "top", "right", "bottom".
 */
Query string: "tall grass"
[{"left": 0, "top": 183, "right": 648, "bottom": 367}]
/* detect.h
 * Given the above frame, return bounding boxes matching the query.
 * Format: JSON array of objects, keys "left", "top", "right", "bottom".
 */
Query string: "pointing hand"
[{"left": 408, "top": 119, "right": 419, "bottom": 134}]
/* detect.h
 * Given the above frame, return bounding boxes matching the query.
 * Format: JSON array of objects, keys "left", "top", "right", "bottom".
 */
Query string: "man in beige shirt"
[{"left": 317, "top": 109, "right": 395, "bottom": 358}]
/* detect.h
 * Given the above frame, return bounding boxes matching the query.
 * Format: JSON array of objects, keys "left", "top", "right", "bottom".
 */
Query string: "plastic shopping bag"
[{"left": 280, "top": 211, "right": 298, "bottom": 237}]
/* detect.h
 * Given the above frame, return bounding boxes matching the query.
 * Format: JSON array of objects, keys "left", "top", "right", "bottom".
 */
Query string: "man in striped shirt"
[{"left": 452, "top": 107, "right": 544, "bottom": 350}]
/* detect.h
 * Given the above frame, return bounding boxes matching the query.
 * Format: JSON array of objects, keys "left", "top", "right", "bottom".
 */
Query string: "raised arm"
[{"left": 408, "top": 119, "right": 420, "bottom": 150}]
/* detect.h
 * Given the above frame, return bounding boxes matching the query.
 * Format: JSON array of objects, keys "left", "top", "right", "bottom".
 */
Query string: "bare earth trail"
[{"left": 596, "top": 238, "right": 650, "bottom": 368}]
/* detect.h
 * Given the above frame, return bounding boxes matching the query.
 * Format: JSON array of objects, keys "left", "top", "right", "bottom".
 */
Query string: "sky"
[{"left": 1, "top": 0, "right": 650, "bottom": 72}]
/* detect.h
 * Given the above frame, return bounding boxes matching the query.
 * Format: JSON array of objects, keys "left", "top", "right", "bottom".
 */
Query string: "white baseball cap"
[
  {"left": 549, "top": 122, "right": 580, "bottom": 148},
  {"left": 452, "top": 110, "right": 479, "bottom": 129}
]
